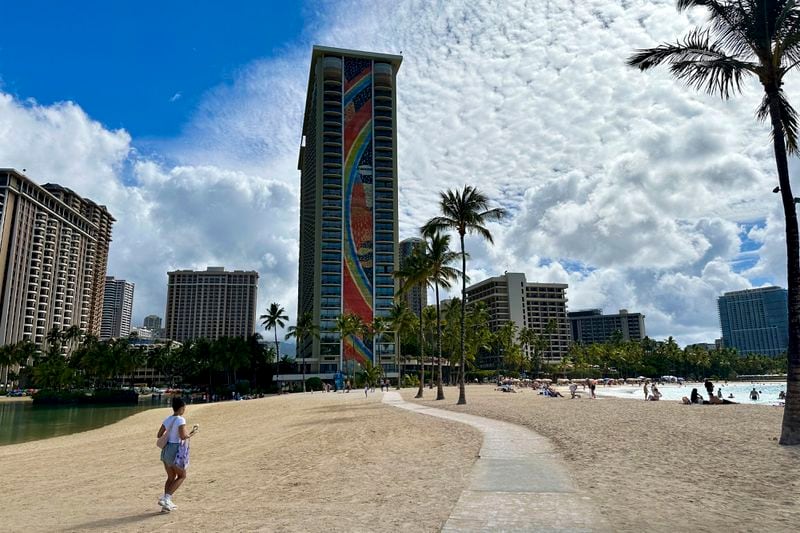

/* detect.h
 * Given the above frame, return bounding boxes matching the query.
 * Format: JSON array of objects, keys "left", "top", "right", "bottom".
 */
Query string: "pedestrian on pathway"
[{"left": 365, "top": 383, "right": 369, "bottom": 398}]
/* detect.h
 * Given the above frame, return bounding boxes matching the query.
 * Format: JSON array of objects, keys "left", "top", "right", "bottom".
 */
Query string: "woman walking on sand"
[{"left": 157, "top": 397, "right": 198, "bottom": 512}]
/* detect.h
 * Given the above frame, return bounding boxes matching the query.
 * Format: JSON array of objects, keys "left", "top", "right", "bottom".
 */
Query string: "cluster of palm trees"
[
  {"left": 0, "top": 325, "right": 277, "bottom": 395},
  {"left": 393, "top": 185, "right": 506, "bottom": 404},
  {"left": 628, "top": 0, "right": 800, "bottom": 445}
]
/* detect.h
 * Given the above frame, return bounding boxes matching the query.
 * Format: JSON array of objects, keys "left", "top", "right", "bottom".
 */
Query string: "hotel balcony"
[
  {"left": 374, "top": 62, "right": 392, "bottom": 88},
  {"left": 323, "top": 56, "right": 342, "bottom": 80}
]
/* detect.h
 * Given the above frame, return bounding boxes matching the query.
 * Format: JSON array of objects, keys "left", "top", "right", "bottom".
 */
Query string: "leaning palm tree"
[
  {"left": 285, "top": 312, "right": 320, "bottom": 392},
  {"left": 628, "top": 0, "right": 800, "bottom": 445},
  {"left": 420, "top": 232, "right": 460, "bottom": 400},
  {"left": 423, "top": 185, "right": 506, "bottom": 405},
  {"left": 394, "top": 248, "right": 432, "bottom": 398},
  {"left": 388, "top": 302, "right": 415, "bottom": 389},
  {"left": 260, "top": 302, "right": 289, "bottom": 367}
]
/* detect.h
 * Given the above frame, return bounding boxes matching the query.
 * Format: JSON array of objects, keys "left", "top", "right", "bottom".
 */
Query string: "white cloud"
[{"left": 2, "top": 0, "right": 798, "bottom": 345}]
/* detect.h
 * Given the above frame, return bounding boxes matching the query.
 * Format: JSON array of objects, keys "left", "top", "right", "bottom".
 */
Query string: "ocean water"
[{"left": 596, "top": 382, "right": 787, "bottom": 406}]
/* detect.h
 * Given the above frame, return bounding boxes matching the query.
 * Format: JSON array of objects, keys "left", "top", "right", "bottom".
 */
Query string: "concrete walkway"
[{"left": 382, "top": 391, "right": 608, "bottom": 532}]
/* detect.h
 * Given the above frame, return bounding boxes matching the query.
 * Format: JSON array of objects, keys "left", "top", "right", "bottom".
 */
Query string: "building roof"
[{"left": 298, "top": 45, "right": 403, "bottom": 153}]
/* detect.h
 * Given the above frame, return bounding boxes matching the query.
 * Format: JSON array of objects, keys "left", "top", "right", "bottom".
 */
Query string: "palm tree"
[
  {"left": 388, "top": 302, "right": 415, "bottom": 389},
  {"left": 370, "top": 316, "right": 390, "bottom": 381},
  {"left": 0, "top": 343, "right": 14, "bottom": 391},
  {"left": 628, "top": 0, "right": 800, "bottom": 445},
  {"left": 285, "top": 311, "right": 320, "bottom": 392},
  {"left": 62, "top": 325, "right": 82, "bottom": 356},
  {"left": 423, "top": 185, "right": 506, "bottom": 405},
  {"left": 419, "top": 232, "right": 460, "bottom": 400},
  {"left": 260, "top": 302, "right": 289, "bottom": 368},
  {"left": 394, "top": 248, "right": 431, "bottom": 398}
]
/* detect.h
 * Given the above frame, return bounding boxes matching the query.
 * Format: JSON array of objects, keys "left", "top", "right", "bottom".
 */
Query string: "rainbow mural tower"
[{"left": 297, "top": 46, "right": 402, "bottom": 377}]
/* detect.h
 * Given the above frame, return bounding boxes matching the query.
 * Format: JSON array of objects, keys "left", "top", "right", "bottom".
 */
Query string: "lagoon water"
[
  {"left": 0, "top": 399, "right": 165, "bottom": 446},
  {"left": 598, "top": 382, "right": 787, "bottom": 406}
]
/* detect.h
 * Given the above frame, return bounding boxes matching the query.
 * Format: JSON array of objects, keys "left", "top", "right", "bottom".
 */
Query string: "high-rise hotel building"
[
  {"left": 100, "top": 276, "right": 135, "bottom": 340},
  {"left": 399, "top": 237, "right": 427, "bottom": 317},
  {"left": 0, "top": 169, "right": 114, "bottom": 350},
  {"left": 465, "top": 272, "right": 571, "bottom": 369},
  {"left": 297, "top": 46, "right": 402, "bottom": 375},
  {"left": 165, "top": 267, "right": 258, "bottom": 342},
  {"left": 718, "top": 286, "right": 788, "bottom": 356}
]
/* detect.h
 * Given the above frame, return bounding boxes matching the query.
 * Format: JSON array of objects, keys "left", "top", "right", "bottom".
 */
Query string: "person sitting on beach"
[
  {"left": 704, "top": 379, "right": 714, "bottom": 398},
  {"left": 683, "top": 388, "right": 704, "bottom": 405},
  {"left": 708, "top": 394, "right": 737, "bottom": 405},
  {"left": 569, "top": 383, "right": 579, "bottom": 399},
  {"left": 648, "top": 385, "right": 661, "bottom": 401}
]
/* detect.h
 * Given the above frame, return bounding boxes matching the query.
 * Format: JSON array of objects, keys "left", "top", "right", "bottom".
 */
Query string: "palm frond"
[
  {"left": 628, "top": 29, "right": 757, "bottom": 98},
  {"left": 756, "top": 88, "right": 800, "bottom": 153}
]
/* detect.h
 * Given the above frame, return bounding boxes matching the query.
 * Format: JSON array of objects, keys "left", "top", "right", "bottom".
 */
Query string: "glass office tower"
[
  {"left": 297, "top": 46, "right": 402, "bottom": 375},
  {"left": 718, "top": 286, "right": 788, "bottom": 357}
]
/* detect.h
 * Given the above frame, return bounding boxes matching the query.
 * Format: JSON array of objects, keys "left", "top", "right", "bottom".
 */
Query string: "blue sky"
[
  {"left": 0, "top": 1, "right": 304, "bottom": 138},
  {"left": 0, "top": 0, "right": 793, "bottom": 345}
]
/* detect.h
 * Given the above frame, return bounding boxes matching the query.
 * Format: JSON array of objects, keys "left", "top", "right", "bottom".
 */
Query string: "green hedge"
[{"left": 305, "top": 377, "right": 324, "bottom": 391}]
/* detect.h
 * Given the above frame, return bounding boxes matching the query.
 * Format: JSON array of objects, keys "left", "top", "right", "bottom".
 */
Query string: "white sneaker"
[
  {"left": 162, "top": 499, "right": 177, "bottom": 511},
  {"left": 158, "top": 496, "right": 168, "bottom": 507}
]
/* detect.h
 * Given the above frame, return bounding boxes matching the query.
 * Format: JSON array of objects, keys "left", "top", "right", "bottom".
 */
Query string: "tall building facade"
[
  {"left": 399, "top": 237, "right": 427, "bottom": 317},
  {"left": 568, "top": 309, "right": 646, "bottom": 345},
  {"left": 165, "top": 267, "right": 258, "bottom": 342},
  {"left": 100, "top": 276, "right": 134, "bottom": 340},
  {"left": 465, "top": 273, "right": 571, "bottom": 368},
  {"left": 0, "top": 169, "right": 114, "bottom": 349},
  {"left": 143, "top": 315, "right": 162, "bottom": 331},
  {"left": 297, "top": 46, "right": 402, "bottom": 375},
  {"left": 718, "top": 286, "right": 788, "bottom": 356}
]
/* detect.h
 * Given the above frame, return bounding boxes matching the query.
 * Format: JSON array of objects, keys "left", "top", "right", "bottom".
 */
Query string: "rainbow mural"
[{"left": 343, "top": 58, "right": 374, "bottom": 365}]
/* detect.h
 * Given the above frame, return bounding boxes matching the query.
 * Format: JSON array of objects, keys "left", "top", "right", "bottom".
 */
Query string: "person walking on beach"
[
  {"left": 364, "top": 383, "right": 369, "bottom": 398},
  {"left": 157, "top": 397, "right": 198, "bottom": 512},
  {"left": 589, "top": 380, "right": 596, "bottom": 399},
  {"left": 643, "top": 380, "right": 650, "bottom": 401}
]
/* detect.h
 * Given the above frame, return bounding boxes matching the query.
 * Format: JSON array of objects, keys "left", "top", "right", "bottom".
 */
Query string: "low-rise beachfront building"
[
  {"left": 718, "top": 286, "right": 788, "bottom": 357},
  {"left": 568, "top": 308, "right": 646, "bottom": 345},
  {"left": 465, "top": 272, "right": 571, "bottom": 369}
]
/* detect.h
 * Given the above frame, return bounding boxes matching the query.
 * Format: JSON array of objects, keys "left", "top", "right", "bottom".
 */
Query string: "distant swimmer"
[
  {"left": 750, "top": 388, "right": 760, "bottom": 401},
  {"left": 779, "top": 391, "right": 786, "bottom": 400},
  {"left": 728, "top": 393, "right": 735, "bottom": 399}
]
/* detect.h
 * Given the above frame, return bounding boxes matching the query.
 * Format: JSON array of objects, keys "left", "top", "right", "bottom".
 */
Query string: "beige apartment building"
[
  {"left": 0, "top": 169, "right": 114, "bottom": 381},
  {"left": 165, "top": 267, "right": 258, "bottom": 342},
  {"left": 465, "top": 272, "right": 571, "bottom": 369}
]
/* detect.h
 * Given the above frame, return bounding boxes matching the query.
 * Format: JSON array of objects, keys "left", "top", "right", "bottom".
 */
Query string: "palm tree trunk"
[
  {"left": 302, "top": 344, "right": 307, "bottom": 393},
  {"left": 274, "top": 330, "right": 280, "bottom": 370},
  {"left": 416, "top": 312, "right": 424, "bottom": 399},
  {"left": 767, "top": 87, "right": 800, "bottom": 445},
  {"left": 435, "top": 283, "right": 444, "bottom": 400},
  {"left": 457, "top": 232, "right": 467, "bottom": 405},
  {"left": 395, "top": 330, "right": 401, "bottom": 390}
]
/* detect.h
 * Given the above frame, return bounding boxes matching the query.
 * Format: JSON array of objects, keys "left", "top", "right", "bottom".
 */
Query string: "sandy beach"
[
  {"left": 403, "top": 385, "right": 800, "bottom": 532},
  {"left": 1, "top": 391, "right": 481, "bottom": 532}
]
